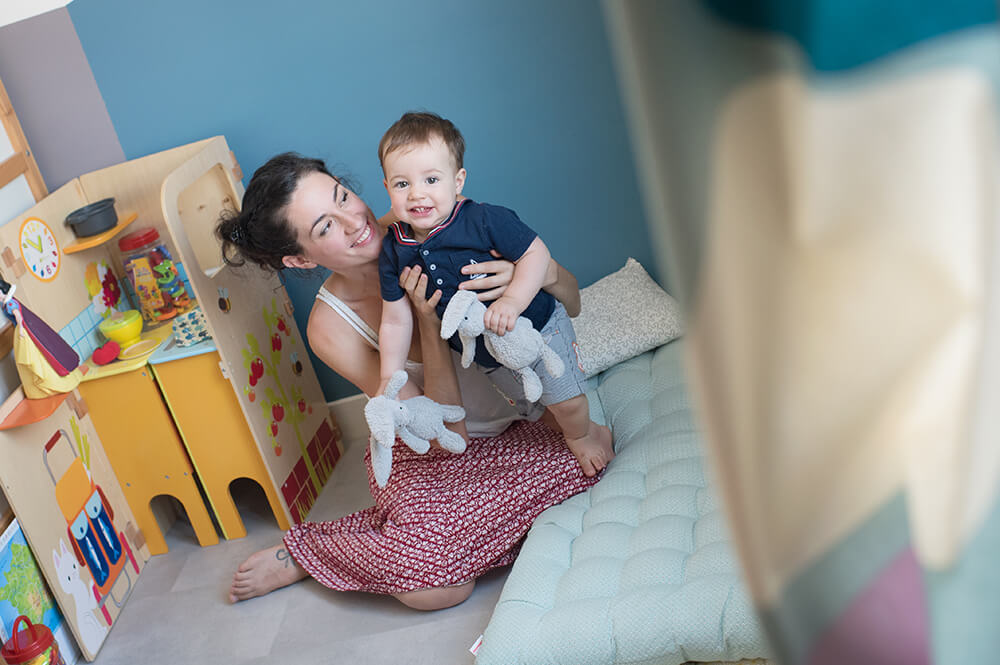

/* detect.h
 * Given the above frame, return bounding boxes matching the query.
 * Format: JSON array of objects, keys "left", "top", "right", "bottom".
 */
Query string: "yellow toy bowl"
[{"left": 98, "top": 309, "right": 143, "bottom": 349}]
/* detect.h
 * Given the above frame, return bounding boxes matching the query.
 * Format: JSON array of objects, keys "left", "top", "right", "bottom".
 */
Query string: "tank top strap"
[{"left": 315, "top": 286, "right": 379, "bottom": 350}]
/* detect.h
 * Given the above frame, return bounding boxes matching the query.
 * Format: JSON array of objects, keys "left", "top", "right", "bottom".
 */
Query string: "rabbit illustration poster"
[{"left": 0, "top": 390, "right": 150, "bottom": 660}]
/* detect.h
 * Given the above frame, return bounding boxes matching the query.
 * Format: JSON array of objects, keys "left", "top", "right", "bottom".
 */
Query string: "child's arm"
[
  {"left": 458, "top": 253, "right": 581, "bottom": 316},
  {"left": 483, "top": 236, "right": 551, "bottom": 335},
  {"left": 399, "top": 265, "right": 470, "bottom": 444},
  {"left": 377, "top": 297, "right": 417, "bottom": 397}
]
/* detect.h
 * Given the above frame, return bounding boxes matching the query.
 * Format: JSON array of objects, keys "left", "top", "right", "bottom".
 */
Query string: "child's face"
[{"left": 382, "top": 136, "right": 466, "bottom": 240}]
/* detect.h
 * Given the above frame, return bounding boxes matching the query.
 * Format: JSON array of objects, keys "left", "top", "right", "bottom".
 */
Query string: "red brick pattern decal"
[{"left": 281, "top": 417, "right": 342, "bottom": 523}]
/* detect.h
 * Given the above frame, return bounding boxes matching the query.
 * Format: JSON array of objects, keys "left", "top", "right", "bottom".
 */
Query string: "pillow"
[{"left": 571, "top": 258, "right": 683, "bottom": 378}]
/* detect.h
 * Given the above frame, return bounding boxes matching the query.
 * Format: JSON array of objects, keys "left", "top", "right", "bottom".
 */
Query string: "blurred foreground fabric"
[{"left": 603, "top": 2, "right": 1000, "bottom": 663}]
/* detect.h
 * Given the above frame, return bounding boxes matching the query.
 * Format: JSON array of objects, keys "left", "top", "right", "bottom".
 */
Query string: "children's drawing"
[
  {"left": 0, "top": 520, "right": 56, "bottom": 635},
  {"left": 52, "top": 539, "right": 107, "bottom": 655}
]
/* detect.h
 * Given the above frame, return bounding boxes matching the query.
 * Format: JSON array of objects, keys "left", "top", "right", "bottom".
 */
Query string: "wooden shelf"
[
  {"left": 62, "top": 211, "right": 139, "bottom": 254},
  {"left": 0, "top": 388, "right": 68, "bottom": 431}
]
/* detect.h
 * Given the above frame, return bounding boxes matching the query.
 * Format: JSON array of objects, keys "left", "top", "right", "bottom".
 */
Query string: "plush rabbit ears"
[
  {"left": 384, "top": 370, "right": 408, "bottom": 399},
  {"left": 440, "top": 290, "right": 479, "bottom": 338},
  {"left": 364, "top": 398, "right": 397, "bottom": 450}
]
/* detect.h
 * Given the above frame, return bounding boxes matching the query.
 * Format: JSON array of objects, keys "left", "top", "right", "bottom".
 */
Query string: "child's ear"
[
  {"left": 383, "top": 177, "right": 390, "bottom": 193},
  {"left": 455, "top": 168, "right": 467, "bottom": 195},
  {"left": 282, "top": 255, "right": 317, "bottom": 270}
]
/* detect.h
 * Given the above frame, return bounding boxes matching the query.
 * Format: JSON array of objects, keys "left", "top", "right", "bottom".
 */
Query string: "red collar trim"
[{"left": 390, "top": 199, "right": 469, "bottom": 245}]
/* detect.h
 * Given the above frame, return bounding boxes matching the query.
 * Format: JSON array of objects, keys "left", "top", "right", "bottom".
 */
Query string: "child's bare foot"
[
  {"left": 565, "top": 423, "right": 614, "bottom": 477},
  {"left": 229, "top": 544, "right": 308, "bottom": 603}
]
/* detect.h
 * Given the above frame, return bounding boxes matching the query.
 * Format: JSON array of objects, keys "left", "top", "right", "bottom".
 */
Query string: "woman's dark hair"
[{"left": 217, "top": 152, "right": 333, "bottom": 271}]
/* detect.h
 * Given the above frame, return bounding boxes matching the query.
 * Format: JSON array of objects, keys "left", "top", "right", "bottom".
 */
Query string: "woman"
[{"left": 220, "top": 153, "right": 600, "bottom": 610}]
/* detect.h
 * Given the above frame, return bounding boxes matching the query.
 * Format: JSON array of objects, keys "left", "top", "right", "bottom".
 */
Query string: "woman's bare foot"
[
  {"left": 229, "top": 544, "right": 308, "bottom": 603},
  {"left": 565, "top": 423, "right": 614, "bottom": 477}
]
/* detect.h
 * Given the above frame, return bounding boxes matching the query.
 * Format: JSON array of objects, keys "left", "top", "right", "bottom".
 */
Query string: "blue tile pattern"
[
  {"left": 57, "top": 277, "right": 135, "bottom": 363},
  {"left": 61, "top": 262, "right": 196, "bottom": 363}
]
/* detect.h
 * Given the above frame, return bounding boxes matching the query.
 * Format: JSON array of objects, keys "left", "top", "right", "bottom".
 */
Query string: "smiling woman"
[
  {"left": 218, "top": 151, "right": 597, "bottom": 610},
  {"left": 217, "top": 154, "right": 337, "bottom": 272}
]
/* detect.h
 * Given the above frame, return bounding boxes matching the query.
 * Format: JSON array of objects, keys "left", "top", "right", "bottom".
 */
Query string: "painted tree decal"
[{"left": 240, "top": 298, "right": 339, "bottom": 522}]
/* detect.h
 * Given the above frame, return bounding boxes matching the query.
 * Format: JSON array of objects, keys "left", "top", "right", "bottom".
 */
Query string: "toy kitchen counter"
[{"left": 77, "top": 321, "right": 291, "bottom": 556}]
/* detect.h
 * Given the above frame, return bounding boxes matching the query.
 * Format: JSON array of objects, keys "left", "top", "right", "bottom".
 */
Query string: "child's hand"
[{"left": 484, "top": 297, "right": 520, "bottom": 336}]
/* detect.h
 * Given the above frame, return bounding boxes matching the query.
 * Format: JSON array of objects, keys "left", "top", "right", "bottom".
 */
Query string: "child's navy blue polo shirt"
[{"left": 379, "top": 199, "right": 556, "bottom": 368}]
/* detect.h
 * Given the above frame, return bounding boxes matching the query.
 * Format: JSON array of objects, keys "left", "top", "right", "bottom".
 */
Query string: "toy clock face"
[{"left": 19, "top": 217, "right": 60, "bottom": 282}]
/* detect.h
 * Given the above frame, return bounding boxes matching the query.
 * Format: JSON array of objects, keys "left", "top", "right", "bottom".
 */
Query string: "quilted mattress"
[{"left": 476, "top": 340, "right": 770, "bottom": 665}]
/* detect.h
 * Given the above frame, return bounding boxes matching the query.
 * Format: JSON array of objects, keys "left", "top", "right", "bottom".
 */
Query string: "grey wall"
[
  {"left": 0, "top": 8, "right": 124, "bottom": 520},
  {"left": 0, "top": 7, "right": 124, "bottom": 191}
]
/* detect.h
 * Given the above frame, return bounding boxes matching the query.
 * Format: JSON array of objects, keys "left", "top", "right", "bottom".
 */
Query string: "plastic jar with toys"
[
  {"left": 1, "top": 615, "right": 64, "bottom": 665},
  {"left": 117, "top": 227, "right": 194, "bottom": 323}
]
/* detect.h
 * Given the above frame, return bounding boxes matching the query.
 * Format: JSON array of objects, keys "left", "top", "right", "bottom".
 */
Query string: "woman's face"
[{"left": 282, "top": 171, "right": 383, "bottom": 272}]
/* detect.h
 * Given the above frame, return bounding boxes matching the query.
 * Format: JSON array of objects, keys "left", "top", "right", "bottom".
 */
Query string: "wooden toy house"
[{"left": 0, "top": 136, "right": 343, "bottom": 660}]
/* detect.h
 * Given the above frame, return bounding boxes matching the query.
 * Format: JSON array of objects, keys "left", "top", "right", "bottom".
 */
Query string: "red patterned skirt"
[{"left": 282, "top": 420, "right": 598, "bottom": 595}]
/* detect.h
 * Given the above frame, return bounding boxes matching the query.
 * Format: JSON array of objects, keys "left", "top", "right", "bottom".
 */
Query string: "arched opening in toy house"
[
  {"left": 228, "top": 477, "right": 285, "bottom": 530},
  {"left": 148, "top": 493, "right": 218, "bottom": 548}
]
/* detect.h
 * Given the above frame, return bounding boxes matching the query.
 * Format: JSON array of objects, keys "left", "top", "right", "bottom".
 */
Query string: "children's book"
[{"left": 0, "top": 516, "right": 79, "bottom": 664}]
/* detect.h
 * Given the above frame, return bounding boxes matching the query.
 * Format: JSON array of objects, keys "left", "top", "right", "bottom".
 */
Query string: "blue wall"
[{"left": 68, "top": 0, "right": 653, "bottom": 400}]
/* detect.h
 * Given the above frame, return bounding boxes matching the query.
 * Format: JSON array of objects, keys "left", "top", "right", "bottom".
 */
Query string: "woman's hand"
[
  {"left": 399, "top": 265, "right": 442, "bottom": 322},
  {"left": 457, "top": 250, "right": 514, "bottom": 301}
]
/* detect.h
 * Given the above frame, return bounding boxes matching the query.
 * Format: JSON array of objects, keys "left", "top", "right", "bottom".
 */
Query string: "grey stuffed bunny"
[
  {"left": 364, "top": 370, "right": 467, "bottom": 487},
  {"left": 440, "top": 290, "right": 564, "bottom": 403}
]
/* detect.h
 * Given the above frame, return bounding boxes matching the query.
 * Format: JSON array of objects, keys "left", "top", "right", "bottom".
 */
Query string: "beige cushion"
[{"left": 572, "top": 258, "right": 683, "bottom": 378}]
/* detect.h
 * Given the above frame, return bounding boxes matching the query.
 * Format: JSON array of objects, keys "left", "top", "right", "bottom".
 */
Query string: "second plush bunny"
[
  {"left": 440, "top": 290, "right": 564, "bottom": 403},
  {"left": 364, "top": 370, "right": 467, "bottom": 487}
]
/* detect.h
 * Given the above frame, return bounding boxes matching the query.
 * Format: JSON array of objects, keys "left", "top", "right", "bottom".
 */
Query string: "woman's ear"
[
  {"left": 455, "top": 168, "right": 467, "bottom": 195},
  {"left": 282, "top": 255, "right": 316, "bottom": 270}
]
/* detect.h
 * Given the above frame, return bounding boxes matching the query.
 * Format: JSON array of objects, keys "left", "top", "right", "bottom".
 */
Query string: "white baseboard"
[{"left": 328, "top": 393, "right": 368, "bottom": 447}]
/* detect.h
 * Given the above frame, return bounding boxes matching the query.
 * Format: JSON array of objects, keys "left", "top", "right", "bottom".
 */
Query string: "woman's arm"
[
  {"left": 307, "top": 302, "right": 384, "bottom": 398},
  {"left": 542, "top": 258, "right": 580, "bottom": 317},
  {"left": 459, "top": 254, "right": 581, "bottom": 316}
]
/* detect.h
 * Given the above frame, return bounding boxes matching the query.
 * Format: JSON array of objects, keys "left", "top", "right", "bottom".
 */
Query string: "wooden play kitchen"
[{"left": 0, "top": 136, "right": 342, "bottom": 661}]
